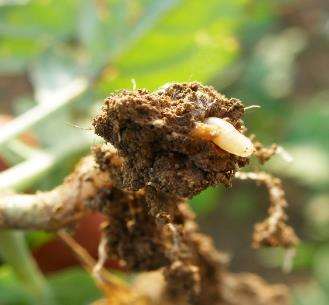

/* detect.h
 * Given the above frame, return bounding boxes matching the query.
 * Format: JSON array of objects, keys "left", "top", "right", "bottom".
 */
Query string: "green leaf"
[
  {"left": 189, "top": 187, "right": 222, "bottom": 215},
  {"left": 0, "top": 37, "right": 43, "bottom": 73},
  {"left": 269, "top": 145, "right": 329, "bottom": 189},
  {"left": 305, "top": 194, "right": 329, "bottom": 241},
  {"left": 0, "top": 266, "right": 33, "bottom": 305},
  {"left": 293, "top": 281, "right": 329, "bottom": 305},
  {"left": 49, "top": 267, "right": 101, "bottom": 305},
  {"left": 0, "top": 266, "right": 97, "bottom": 305},
  {"left": 26, "top": 232, "right": 55, "bottom": 250},
  {"left": 0, "top": 0, "right": 78, "bottom": 73},
  {"left": 313, "top": 246, "right": 329, "bottom": 294},
  {"left": 285, "top": 96, "right": 329, "bottom": 152},
  {"left": 77, "top": 0, "right": 180, "bottom": 74},
  {"left": 97, "top": 0, "right": 246, "bottom": 94},
  {"left": 0, "top": 0, "right": 30, "bottom": 6},
  {"left": 0, "top": 0, "right": 77, "bottom": 40}
]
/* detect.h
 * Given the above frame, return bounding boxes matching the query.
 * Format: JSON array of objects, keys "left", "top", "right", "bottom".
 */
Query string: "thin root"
[
  {"left": 58, "top": 230, "right": 126, "bottom": 288},
  {"left": 244, "top": 105, "right": 261, "bottom": 111},
  {"left": 93, "top": 231, "right": 109, "bottom": 279},
  {"left": 235, "top": 171, "right": 298, "bottom": 248}
]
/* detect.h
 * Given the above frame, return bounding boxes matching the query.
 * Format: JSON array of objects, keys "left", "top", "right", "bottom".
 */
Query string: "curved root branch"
[
  {"left": 235, "top": 171, "right": 298, "bottom": 248},
  {"left": 0, "top": 156, "right": 111, "bottom": 230}
]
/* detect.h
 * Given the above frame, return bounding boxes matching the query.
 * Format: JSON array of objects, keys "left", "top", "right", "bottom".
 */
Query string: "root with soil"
[{"left": 0, "top": 82, "right": 298, "bottom": 305}]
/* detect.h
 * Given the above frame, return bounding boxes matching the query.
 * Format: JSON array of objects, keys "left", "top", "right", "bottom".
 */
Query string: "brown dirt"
[
  {"left": 93, "top": 82, "right": 249, "bottom": 198},
  {"left": 92, "top": 187, "right": 170, "bottom": 271}
]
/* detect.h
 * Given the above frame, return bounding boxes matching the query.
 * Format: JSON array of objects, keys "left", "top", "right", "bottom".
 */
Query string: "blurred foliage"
[
  {"left": 0, "top": 266, "right": 101, "bottom": 305},
  {"left": 0, "top": 0, "right": 328, "bottom": 304}
]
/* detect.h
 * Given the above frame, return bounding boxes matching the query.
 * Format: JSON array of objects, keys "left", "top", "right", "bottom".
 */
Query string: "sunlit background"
[{"left": 0, "top": 0, "right": 328, "bottom": 304}]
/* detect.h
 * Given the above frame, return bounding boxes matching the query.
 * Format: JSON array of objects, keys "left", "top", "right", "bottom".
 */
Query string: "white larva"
[{"left": 197, "top": 117, "right": 254, "bottom": 157}]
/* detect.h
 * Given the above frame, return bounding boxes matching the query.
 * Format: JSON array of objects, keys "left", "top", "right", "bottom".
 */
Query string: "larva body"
[{"left": 198, "top": 117, "right": 254, "bottom": 157}]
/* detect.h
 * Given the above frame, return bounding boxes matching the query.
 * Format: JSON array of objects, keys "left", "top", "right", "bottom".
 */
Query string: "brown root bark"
[{"left": 0, "top": 156, "right": 111, "bottom": 230}]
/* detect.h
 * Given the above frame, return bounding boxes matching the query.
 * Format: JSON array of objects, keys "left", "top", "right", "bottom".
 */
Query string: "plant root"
[
  {"left": 235, "top": 171, "right": 298, "bottom": 248},
  {"left": 0, "top": 156, "right": 110, "bottom": 230}
]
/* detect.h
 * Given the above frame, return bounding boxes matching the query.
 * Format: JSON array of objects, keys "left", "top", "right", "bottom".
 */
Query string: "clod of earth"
[{"left": 93, "top": 82, "right": 249, "bottom": 197}]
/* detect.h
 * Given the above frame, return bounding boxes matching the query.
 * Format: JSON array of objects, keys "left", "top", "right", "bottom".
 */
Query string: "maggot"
[{"left": 193, "top": 117, "right": 254, "bottom": 157}]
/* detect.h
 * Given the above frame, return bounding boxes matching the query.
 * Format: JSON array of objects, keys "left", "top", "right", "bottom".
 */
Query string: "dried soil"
[{"left": 93, "top": 82, "right": 248, "bottom": 197}]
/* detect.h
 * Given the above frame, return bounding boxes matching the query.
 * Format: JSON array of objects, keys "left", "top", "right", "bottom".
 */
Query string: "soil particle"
[
  {"left": 252, "top": 139, "right": 278, "bottom": 164},
  {"left": 91, "top": 186, "right": 169, "bottom": 271},
  {"left": 93, "top": 82, "right": 249, "bottom": 197}
]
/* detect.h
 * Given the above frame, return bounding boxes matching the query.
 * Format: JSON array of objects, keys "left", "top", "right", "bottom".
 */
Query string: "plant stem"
[{"left": 0, "top": 231, "right": 57, "bottom": 305}]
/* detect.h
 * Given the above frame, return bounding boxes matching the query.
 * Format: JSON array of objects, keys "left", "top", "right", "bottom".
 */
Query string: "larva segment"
[{"left": 194, "top": 117, "right": 254, "bottom": 157}]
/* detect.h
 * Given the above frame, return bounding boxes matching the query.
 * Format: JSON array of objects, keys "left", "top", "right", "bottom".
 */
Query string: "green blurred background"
[{"left": 0, "top": 0, "right": 328, "bottom": 304}]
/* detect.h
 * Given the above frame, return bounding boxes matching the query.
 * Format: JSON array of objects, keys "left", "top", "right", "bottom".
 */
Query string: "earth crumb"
[{"left": 93, "top": 82, "right": 249, "bottom": 197}]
